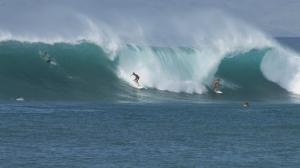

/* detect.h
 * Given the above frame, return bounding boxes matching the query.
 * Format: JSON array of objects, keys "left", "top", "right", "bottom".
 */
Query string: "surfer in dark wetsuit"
[
  {"left": 43, "top": 52, "right": 52, "bottom": 64},
  {"left": 131, "top": 72, "right": 140, "bottom": 85},
  {"left": 212, "top": 78, "right": 221, "bottom": 92},
  {"left": 242, "top": 102, "right": 249, "bottom": 107}
]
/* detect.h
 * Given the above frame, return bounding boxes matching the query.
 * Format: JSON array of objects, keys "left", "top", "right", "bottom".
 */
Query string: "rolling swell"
[{"left": 0, "top": 40, "right": 295, "bottom": 101}]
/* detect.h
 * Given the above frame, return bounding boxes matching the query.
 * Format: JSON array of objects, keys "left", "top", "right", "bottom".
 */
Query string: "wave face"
[
  {"left": 0, "top": 39, "right": 299, "bottom": 102},
  {"left": 1, "top": 9, "right": 300, "bottom": 102},
  {"left": 0, "top": 41, "right": 123, "bottom": 100}
]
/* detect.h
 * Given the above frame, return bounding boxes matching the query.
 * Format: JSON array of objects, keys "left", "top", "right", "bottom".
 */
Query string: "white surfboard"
[
  {"left": 16, "top": 97, "right": 24, "bottom": 101},
  {"left": 49, "top": 60, "right": 57, "bottom": 65},
  {"left": 134, "top": 82, "right": 144, "bottom": 89},
  {"left": 215, "top": 90, "right": 223, "bottom": 94}
]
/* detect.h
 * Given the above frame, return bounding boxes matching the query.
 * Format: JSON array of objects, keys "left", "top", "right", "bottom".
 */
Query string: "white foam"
[
  {"left": 261, "top": 47, "right": 300, "bottom": 94},
  {"left": 0, "top": 16, "right": 122, "bottom": 56},
  {"left": 115, "top": 12, "right": 276, "bottom": 94}
]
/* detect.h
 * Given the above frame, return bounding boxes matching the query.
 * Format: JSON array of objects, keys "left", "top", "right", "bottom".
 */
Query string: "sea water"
[
  {"left": 1, "top": 34, "right": 300, "bottom": 167},
  {"left": 0, "top": 102, "right": 299, "bottom": 167}
]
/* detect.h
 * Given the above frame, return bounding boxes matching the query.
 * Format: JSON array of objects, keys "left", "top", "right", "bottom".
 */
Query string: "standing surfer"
[
  {"left": 43, "top": 52, "right": 52, "bottom": 64},
  {"left": 212, "top": 78, "right": 221, "bottom": 92},
  {"left": 131, "top": 72, "right": 140, "bottom": 86}
]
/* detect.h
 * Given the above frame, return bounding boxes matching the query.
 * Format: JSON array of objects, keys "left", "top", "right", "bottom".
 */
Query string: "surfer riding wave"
[
  {"left": 212, "top": 78, "right": 222, "bottom": 93},
  {"left": 131, "top": 72, "right": 140, "bottom": 86}
]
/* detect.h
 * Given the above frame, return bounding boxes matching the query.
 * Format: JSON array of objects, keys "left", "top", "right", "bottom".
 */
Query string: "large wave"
[{"left": 0, "top": 10, "right": 300, "bottom": 101}]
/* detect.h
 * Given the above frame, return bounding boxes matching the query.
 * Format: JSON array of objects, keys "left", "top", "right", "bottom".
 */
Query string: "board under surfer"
[
  {"left": 131, "top": 72, "right": 140, "bottom": 86},
  {"left": 212, "top": 78, "right": 221, "bottom": 93},
  {"left": 43, "top": 52, "right": 52, "bottom": 63}
]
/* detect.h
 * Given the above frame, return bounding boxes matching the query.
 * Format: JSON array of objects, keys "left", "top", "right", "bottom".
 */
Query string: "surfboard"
[
  {"left": 49, "top": 60, "right": 57, "bottom": 65},
  {"left": 16, "top": 97, "right": 24, "bottom": 101},
  {"left": 215, "top": 90, "right": 223, "bottom": 94},
  {"left": 134, "top": 82, "right": 144, "bottom": 89},
  {"left": 136, "top": 85, "right": 144, "bottom": 89},
  {"left": 205, "top": 85, "right": 223, "bottom": 94}
]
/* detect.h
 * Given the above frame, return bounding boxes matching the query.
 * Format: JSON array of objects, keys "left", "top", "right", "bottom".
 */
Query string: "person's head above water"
[{"left": 242, "top": 102, "right": 249, "bottom": 107}]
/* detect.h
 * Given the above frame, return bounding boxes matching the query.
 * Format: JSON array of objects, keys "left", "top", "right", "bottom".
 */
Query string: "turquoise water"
[
  {"left": 0, "top": 40, "right": 294, "bottom": 101},
  {"left": 0, "top": 38, "right": 300, "bottom": 167},
  {"left": 1, "top": 102, "right": 300, "bottom": 167}
]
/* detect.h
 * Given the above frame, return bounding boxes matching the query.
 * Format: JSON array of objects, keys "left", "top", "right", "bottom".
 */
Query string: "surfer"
[
  {"left": 41, "top": 51, "right": 57, "bottom": 65},
  {"left": 43, "top": 52, "right": 52, "bottom": 64},
  {"left": 212, "top": 78, "right": 221, "bottom": 92},
  {"left": 242, "top": 102, "right": 249, "bottom": 107},
  {"left": 131, "top": 72, "right": 140, "bottom": 86}
]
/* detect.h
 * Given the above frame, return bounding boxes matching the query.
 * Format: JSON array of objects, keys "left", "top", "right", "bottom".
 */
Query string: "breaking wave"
[{"left": 0, "top": 11, "right": 300, "bottom": 101}]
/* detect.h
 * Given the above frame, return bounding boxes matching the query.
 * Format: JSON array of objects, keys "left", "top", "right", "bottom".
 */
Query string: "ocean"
[
  {"left": 1, "top": 102, "right": 300, "bottom": 167},
  {"left": 0, "top": 38, "right": 297, "bottom": 102},
  {"left": 0, "top": 35, "right": 300, "bottom": 167}
]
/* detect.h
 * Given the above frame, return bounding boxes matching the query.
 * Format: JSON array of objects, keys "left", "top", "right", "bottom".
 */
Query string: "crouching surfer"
[
  {"left": 131, "top": 72, "right": 140, "bottom": 86},
  {"left": 212, "top": 78, "right": 222, "bottom": 93},
  {"left": 41, "top": 51, "right": 56, "bottom": 65},
  {"left": 43, "top": 52, "right": 51, "bottom": 63}
]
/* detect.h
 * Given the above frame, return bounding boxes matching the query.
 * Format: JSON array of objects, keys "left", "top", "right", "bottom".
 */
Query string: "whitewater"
[{"left": 0, "top": 12, "right": 300, "bottom": 101}]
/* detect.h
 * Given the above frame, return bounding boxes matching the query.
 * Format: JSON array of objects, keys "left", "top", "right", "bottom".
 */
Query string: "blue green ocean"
[
  {"left": 1, "top": 102, "right": 300, "bottom": 167},
  {"left": 0, "top": 35, "right": 300, "bottom": 167}
]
